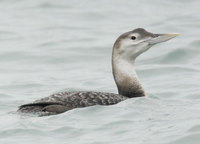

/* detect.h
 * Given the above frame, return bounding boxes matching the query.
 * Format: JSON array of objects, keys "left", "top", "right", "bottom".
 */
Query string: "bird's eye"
[
  {"left": 131, "top": 36, "right": 136, "bottom": 40},
  {"left": 153, "top": 34, "right": 159, "bottom": 38}
]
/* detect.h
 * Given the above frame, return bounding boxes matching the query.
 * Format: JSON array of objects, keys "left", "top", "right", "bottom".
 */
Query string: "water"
[{"left": 0, "top": 0, "right": 200, "bottom": 143}]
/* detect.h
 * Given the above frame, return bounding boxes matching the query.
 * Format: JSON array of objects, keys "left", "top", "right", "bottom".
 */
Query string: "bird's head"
[{"left": 113, "top": 28, "right": 179, "bottom": 61}]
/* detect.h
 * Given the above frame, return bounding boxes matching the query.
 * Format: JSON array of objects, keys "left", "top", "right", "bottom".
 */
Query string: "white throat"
[{"left": 112, "top": 53, "right": 145, "bottom": 98}]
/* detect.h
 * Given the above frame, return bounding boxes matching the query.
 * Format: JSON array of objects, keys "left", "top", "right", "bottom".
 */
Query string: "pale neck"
[{"left": 112, "top": 57, "right": 145, "bottom": 98}]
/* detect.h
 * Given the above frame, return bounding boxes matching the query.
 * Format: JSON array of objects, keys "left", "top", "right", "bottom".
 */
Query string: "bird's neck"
[{"left": 112, "top": 57, "right": 145, "bottom": 98}]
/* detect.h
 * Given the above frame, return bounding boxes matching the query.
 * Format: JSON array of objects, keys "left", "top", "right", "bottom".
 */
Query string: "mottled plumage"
[
  {"left": 17, "top": 28, "right": 178, "bottom": 116},
  {"left": 18, "top": 91, "right": 127, "bottom": 116}
]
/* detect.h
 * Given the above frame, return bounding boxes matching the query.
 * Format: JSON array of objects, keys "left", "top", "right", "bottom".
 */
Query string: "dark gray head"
[{"left": 113, "top": 28, "right": 179, "bottom": 61}]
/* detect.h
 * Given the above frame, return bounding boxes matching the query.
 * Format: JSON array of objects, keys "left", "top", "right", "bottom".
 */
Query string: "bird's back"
[{"left": 18, "top": 91, "right": 127, "bottom": 116}]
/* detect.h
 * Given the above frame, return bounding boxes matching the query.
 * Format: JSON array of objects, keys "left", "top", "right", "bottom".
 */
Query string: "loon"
[{"left": 17, "top": 28, "right": 179, "bottom": 116}]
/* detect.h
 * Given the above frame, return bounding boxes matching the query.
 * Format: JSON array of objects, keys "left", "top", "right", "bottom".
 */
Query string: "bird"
[{"left": 17, "top": 28, "right": 179, "bottom": 116}]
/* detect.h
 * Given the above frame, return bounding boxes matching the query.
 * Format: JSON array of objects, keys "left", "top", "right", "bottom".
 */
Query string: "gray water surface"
[{"left": 0, "top": 0, "right": 200, "bottom": 144}]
